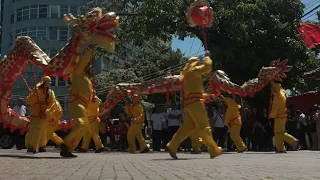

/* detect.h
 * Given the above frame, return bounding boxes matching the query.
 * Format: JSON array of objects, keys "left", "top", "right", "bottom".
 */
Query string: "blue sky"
[{"left": 172, "top": 0, "right": 317, "bottom": 57}]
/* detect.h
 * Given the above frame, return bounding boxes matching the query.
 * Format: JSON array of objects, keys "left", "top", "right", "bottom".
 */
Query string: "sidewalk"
[{"left": 0, "top": 148, "right": 319, "bottom": 180}]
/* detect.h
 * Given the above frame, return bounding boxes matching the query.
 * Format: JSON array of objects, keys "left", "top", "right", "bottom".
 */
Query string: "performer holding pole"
[
  {"left": 25, "top": 76, "right": 55, "bottom": 153},
  {"left": 38, "top": 99, "right": 64, "bottom": 152},
  {"left": 124, "top": 94, "right": 149, "bottom": 153},
  {"left": 60, "top": 48, "right": 93, "bottom": 157},
  {"left": 79, "top": 90, "right": 105, "bottom": 153},
  {"left": 166, "top": 52, "right": 222, "bottom": 159},
  {"left": 223, "top": 97, "right": 247, "bottom": 153},
  {"left": 269, "top": 81, "right": 299, "bottom": 153}
]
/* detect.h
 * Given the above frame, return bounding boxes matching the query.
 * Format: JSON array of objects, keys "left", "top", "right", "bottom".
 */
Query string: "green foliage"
[
  {"left": 86, "top": 0, "right": 318, "bottom": 92},
  {"left": 95, "top": 68, "right": 141, "bottom": 102},
  {"left": 126, "top": 38, "right": 188, "bottom": 79}
]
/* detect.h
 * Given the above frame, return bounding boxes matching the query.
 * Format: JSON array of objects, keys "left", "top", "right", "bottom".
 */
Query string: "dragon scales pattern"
[
  {"left": 0, "top": 7, "right": 119, "bottom": 134},
  {"left": 99, "top": 59, "right": 292, "bottom": 117}
]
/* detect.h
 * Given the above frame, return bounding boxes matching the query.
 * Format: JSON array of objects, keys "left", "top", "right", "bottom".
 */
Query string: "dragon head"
[
  {"left": 63, "top": 7, "right": 119, "bottom": 52},
  {"left": 257, "top": 59, "right": 292, "bottom": 82}
]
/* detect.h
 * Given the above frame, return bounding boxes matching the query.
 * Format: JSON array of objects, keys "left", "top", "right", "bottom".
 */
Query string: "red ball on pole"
[
  {"left": 187, "top": 0, "right": 214, "bottom": 28},
  {"left": 191, "top": 5, "right": 213, "bottom": 27}
]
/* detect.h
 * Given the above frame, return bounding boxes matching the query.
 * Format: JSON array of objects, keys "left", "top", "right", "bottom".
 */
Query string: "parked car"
[{"left": 0, "top": 122, "right": 19, "bottom": 149}]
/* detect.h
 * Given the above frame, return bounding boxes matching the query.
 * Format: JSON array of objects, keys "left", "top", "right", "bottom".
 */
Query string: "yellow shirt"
[
  {"left": 124, "top": 103, "right": 144, "bottom": 124},
  {"left": 182, "top": 57, "right": 212, "bottom": 105},
  {"left": 26, "top": 88, "right": 55, "bottom": 118},
  {"left": 224, "top": 98, "right": 242, "bottom": 126},
  {"left": 69, "top": 48, "right": 93, "bottom": 105},
  {"left": 47, "top": 100, "right": 63, "bottom": 126},
  {"left": 87, "top": 96, "right": 102, "bottom": 123}
]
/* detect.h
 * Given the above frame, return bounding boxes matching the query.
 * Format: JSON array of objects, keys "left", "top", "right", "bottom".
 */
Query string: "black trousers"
[
  {"left": 162, "top": 129, "right": 168, "bottom": 149},
  {"left": 213, "top": 127, "right": 227, "bottom": 148},
  {"left": 12, "top": 130, "right": 22, "bottom": 149},
  {"left": 168, "top": 126, "right": 180, "bottom": 142},
  {"left": 152, "top": 130, "right": 163, "bottom": 151},
  {"left": 298, "top": 125, "right": 308, "bottom": 149}
]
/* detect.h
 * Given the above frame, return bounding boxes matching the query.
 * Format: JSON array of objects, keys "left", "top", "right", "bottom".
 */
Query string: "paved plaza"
[{"left": 0, "top": 148, "right": 319, "bottom": 180}]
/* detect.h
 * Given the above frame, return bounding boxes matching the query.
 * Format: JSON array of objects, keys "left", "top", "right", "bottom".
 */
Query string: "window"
[
  {"left": 11, "top": 13, "right": 15, "bottom": 24},
  {"left": 39, "top": 5, "right": 48, "bottom": 18},
  {"left": 60, "top": 6, "right": 69, "bottom": 18},
  {"left": 28, "top": 27, "right": 37, "bottom": 39},
  {"left": 49, "top": 27, "right": 58, "bottom": 40},
  {"left": 70, "top": 7, "right": 77, "bottom": 15},
  {"left": 17, "top": 8, "right": 22, "bottom": 22},
  {"left": 22, "top": 7, "right": 30, "bottom": 20},
  {"left": 30, "top": 5, "right": 38, "bottom": 19},
  {"left": 37, "top": 27, "right": 47, "bottom": 40},
  {"left": 15, "top": 29, "right": 22, "bottom": 38},
  {"left": 49, "top": 49, "right": 58, "bottom": 58},
  {"left": 50, "top": 5, "right": 59, "bottom": 18},
  {"left": 59, "top": 27, "right": 68, "bottom": 41},
  {"left": 58, "top": 77, "right": 66, "bottom": 87},
  {"left": 21, "top": 28, "right": 28, "bottom": 36},
  {"left": 57, "top": 96, "right": 66, "bottom": 111}
]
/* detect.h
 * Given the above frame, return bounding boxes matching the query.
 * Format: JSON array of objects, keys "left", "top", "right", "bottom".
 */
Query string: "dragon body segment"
[
  {"left": 0, "top": 8, "right": 119, "bottom": 134},
  {"left": 100, "top": 59, "right": 292, "bottom": 117}
]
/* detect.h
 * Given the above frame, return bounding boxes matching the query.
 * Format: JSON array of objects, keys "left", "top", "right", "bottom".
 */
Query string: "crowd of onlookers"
[{"left": 150, "top": 102, "right": 320, "bottom": 152}]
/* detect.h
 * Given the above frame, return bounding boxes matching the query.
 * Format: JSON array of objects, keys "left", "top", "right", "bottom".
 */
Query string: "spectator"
[
  {"left": 12, "top": 98, "right": 26, "bottom": 150},
  {"left": 314, "top": 105, "right": 320, "bottom": 150},
  {"left": 161, "top": 106, "right": 168, "bottom": 150},
  {"left": 297, "top": 110, "right": 308, "bottom": 150},
  {"left": 308, "top": 107, "right": 317, "bottom": 150},
  {"left": 151, "top": 107, "right": 166, "bottom": 151},
  {"left": 166, "top": 102, "right": 182, "bottom": 143},
  {"left": 213, "top": 107, "right": 227, "bottom": 149}
]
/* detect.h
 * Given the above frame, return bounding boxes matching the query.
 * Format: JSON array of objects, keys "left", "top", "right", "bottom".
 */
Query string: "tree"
[
  {"left": 86, "top": 0, "right": 318, "bottom": 92},
  {"left": 95, "top": 68, "right": 141, "bottom": 102},
  {"left": 125, "top": 38, "right": 187, "bottom": 80}
]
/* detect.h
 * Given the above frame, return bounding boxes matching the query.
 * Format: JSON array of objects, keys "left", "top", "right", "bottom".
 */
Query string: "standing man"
[
  {"left": 167, "top": 102, "right": 182, "bottom": 142},
  {"left": 151, "top": 106, "right": 166, "bottom": 151},
  {"left": 12, "top": 98, "right": 27, "bottom": 150},
  {"left": 125, "top": 94, "right": 149, "bottom": 153}
]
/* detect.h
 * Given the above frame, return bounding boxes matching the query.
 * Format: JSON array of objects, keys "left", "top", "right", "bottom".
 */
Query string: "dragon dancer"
[
  {"left": 79, "top": 90, "right": 105, "bottom": 153},
  {"left": 38, "top": 99, "right": 64, "bottom": 152},
  {"left": 25, "top": 76, "right": 55, "bottom": 153},
  {"left": 269, "top": 81, "right": 299, "bottom": 153},
  {"left": 124, "top": 94, "right": 149, "bottom": 153},
  {"left": 223, "top": 97, "right": 247, "bottom": 153},
  {"left": 60, "top": 48, "right": 93, "bottom": 157},
  {"left": 166, "top": 52, "right": 222, "bottom": 159}
]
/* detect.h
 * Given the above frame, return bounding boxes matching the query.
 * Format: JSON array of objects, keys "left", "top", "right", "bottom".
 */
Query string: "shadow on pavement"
[
  {"left": 0, "top": 154, "right": 64, "bottom": 159},
  {"left": 151, "top": 157, "right": 207, "bottom": 161}
]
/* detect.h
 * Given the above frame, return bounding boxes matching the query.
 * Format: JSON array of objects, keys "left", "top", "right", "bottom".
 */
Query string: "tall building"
[{"left": 0, "top": 0, "right": 106, "bottom": 119}]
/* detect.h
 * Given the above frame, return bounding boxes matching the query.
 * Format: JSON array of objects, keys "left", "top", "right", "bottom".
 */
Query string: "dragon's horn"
[{"left": 63, "top": 14, "right": 78, "bottom": 25}]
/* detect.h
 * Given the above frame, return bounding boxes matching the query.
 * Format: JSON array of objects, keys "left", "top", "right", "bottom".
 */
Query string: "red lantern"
[{"left": 187, "top": 0, "right": 214, "bottom": 28}]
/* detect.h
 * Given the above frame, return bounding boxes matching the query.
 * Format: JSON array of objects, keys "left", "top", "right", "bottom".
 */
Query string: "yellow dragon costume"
[
  {"left": 223, "top": 97, "right": 247, "bottom": 153},
  {"left": 80, "top": 92, "right": 105, "bottom": 153},
  {"left": 269, "top": 81, "right": 298, "bottom": 153},
  {"left": 166, "top": 54, "right": 222, "bottom": 159},
  {"left": 39, "top": 99, "right": 64, "bottom": 151},
  {"left": 25, "top": 76, "right": 55, "bottom": 153},
  {"left": 59, "top": 48, "right": 93, "bottom": 157},
  {"left": 124, "top": 94, "right": 149, "bottom": 153}
]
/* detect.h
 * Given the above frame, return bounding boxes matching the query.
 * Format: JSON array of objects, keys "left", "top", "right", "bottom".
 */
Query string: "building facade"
[{"left": 0, "top": 0, "right": 107, "bottom": 119}]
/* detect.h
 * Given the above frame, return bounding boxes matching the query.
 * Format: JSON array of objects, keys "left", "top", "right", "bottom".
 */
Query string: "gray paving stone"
[{"left": 0, "top": 148, "right": 320, "bottom": 180}]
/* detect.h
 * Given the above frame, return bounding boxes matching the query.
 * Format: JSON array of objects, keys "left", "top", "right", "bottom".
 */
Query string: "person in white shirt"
[
  {"left": 151, "top": 107, "right": 166, "bottom": 151},
  {"left": 161, "top": 106, "right": 169, "bottom": 150},
  {"left": 12, "top": 98, "right": 27, "bottom": 150},
  {"left": 297, "top": 110, "right": 308, "bottom": 150},
  {"left": 212, "top": 107, "right": 227, "bottom": 149},
  {"left": 13, "top": 99, "right": 26, "bottom": 116},
  {"left": 166, "top": 102, "right": 182, "bottom": 142}
]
